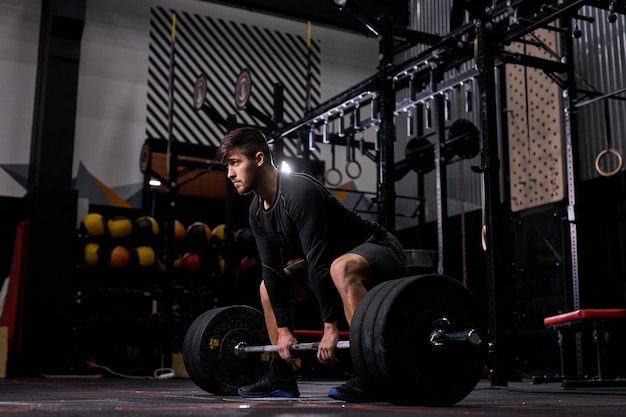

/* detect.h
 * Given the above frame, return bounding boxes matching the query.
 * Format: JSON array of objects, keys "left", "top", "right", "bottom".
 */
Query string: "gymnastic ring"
[
  {"left": 345, "top": 160, "right": 362, "bottom": 179},
  {"left": 325, "top": 168, "right": 343, "bottom": 186},
  {"left": 481, "top": 225, "right": 487, "bottom": 252},
  {"left": 595, "top": 148, "right": 623, "bottom": 177}
]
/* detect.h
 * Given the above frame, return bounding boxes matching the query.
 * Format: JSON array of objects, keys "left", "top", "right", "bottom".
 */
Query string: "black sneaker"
[
  {"left": 328, "top": 374, "right": 378, "bottom": 403},
  {"left": 238, "top": 373, "right": 300, "bottom": 398}
]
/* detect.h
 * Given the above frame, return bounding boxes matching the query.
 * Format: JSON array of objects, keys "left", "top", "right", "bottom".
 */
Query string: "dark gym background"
[{"left": 1, "top": 0, "right": 626, "bottom": 395}]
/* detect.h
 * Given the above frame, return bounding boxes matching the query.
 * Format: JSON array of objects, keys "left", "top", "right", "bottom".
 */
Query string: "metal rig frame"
[{"left": 268, "top": 0, "right": 626, "bottom": 386}]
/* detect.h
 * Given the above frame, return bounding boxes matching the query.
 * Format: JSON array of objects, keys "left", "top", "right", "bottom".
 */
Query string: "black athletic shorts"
[{"left": 285, "top": 230, "right": 406, "bottom": 295}]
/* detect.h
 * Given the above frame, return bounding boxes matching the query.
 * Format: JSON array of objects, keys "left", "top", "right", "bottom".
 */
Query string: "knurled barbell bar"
[
  {"left": 234, "top": 340, "right": 351, "bottom": 357},
  {"left": 234, "top": 326, "right": 480, "bottom": 357},
  {"left": 183, "top": 274, "right": 487, "bottom": 406}
]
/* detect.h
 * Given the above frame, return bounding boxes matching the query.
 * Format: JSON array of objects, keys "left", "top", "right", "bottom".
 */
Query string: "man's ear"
[{"left": 255, "top": 151, "right": 265, "bottom": 167}]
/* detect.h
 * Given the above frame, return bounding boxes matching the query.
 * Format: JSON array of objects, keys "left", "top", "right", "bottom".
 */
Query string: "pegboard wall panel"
[{"left": 506, "top": 29, "right": 565, "bottom": 212}]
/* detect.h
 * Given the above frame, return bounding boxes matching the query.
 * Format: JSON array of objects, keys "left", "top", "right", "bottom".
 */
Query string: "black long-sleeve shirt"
[{"left": 249, "top": 171, "right": 385, "bottom": 327}]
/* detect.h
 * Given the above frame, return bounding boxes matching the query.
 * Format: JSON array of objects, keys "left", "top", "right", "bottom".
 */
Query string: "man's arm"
[
  {"left": 249, "top": 206, "right": 293, "bottom": 328},
  {"left": 285, "top": 176, "right": 343, "bottom": 324}
]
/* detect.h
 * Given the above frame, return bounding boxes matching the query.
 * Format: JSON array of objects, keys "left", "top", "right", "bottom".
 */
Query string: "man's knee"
[{"left": 330, "top": 254, "right": 370, "bottom": 290}]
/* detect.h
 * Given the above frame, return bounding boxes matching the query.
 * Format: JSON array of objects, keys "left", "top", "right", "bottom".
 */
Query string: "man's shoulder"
[
  {"left": 280, "top": 171, "right": 323, "bottom": 190},
  {"left": 248, "top": 195, "right": 261, "bottom": 215}
]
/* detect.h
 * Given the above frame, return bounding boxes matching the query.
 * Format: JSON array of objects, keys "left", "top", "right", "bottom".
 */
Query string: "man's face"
[{"left": 224, "top": 149, "right": 261, "bottom": 195}]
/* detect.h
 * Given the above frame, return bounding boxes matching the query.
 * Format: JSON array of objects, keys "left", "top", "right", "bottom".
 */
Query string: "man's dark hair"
[{"left": 216, "top": 127, "right": 273, "bottom": 164}]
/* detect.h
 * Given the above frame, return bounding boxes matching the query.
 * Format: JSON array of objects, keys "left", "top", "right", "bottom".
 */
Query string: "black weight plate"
[
  {"left": 183, "top": 305, "right": 271, "bottom": 395},
  {"left": 448, "top": 119, "right": 480, "bottom": 159},
  {"left": 350, "top": 279, "right": 398, "bottom": 386},
  {"left": 367, "top": 277, "right": 417, "bottom": 386},
  {"left": 405, "top": 137, "right": 435, "bottom": 173},
  {"left": 373, "top": 274, "right": 486, "bottom": 406}
]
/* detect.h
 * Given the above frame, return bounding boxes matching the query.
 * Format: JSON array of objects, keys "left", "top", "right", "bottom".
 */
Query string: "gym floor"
[{"left": 1, "top": 377, "right": 626, "bottom": 416}]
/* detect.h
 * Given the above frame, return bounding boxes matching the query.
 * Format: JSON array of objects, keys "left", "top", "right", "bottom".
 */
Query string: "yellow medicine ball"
[
  {"left": 218, "top": 255, "right": 225, "bottom": 275},
  {"left": 107, "top": 216, "right": 133, "bottom": 238},
  {"left": 157, "top": 250, "right": 182, "bottom": 272},
  {"left": 134, "top": 216, "right": 159, "bottom": 240},
  {"left": 132, "top": 246, "right": 156, "bottom": 267},
  {"left": 212, "top": 224, "right": 226, "bottom": 241},
  {"left": 84, "top": 242, "right": 101, "bottom": 266},
  {"left": 80, "top": 213, "right": 107, "bottom": 237},
  {"left": 161, "top": 220, "right": 186, "bottom": 242}
]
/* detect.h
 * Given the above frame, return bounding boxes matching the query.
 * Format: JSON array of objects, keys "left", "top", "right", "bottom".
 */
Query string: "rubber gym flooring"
[{"left": 1, "top": 377, "right": 626, "bottom": 416}]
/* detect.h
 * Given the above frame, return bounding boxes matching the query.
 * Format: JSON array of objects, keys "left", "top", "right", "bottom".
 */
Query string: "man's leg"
[
  {"left": 328, "top": 236, "right": 405, "bottom": 403},
  {"left": 260, "top": 264, "right": 310, "bottom": 344},
  {"left": 329, "top": 253, "right": 372, "bottom": 325},
  {"left": 238, "top": 273, "right": 304, "bottom": 398}
]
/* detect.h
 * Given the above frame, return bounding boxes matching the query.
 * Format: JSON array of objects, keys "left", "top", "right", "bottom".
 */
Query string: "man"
[{"left": 216, "top": 127, "right": 405, "bottom": 402}]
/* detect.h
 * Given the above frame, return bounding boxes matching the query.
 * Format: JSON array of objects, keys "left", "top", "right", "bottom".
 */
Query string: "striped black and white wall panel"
[{"left": 147, "top": 7, "right": 321, "bottom": 151}]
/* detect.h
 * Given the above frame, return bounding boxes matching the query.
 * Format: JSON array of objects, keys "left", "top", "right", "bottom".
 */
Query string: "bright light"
[
  {"left": 280, "top": 161, "right": 292, "bottom": 173},
  {"left": 149, "top": 179, "right": 162, "bottom": 187}
]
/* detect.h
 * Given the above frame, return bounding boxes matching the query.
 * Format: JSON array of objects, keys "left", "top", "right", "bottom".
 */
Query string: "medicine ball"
[
  {"left": 156, "top": 250, "right": 182, "bottom": 272},
  {"left": 218, "top": 255, "right": 225, "bottom": 275},
  {"left": 134, "top": 216, "right": 159, "bottom": 241},
  {"left": 108, "top": 245, "right": 131, "bottom": 269},
  {"left": 235, "top": 256, "right": 261, "bottom": 277},
  {"left": 182, "top": 251, "right": 202, "bottom": 272},
  {"left": 212, "top": 224, "right": 226, "bottom": 241},
  {"left": 84, "top": 242, "right": 101, "bottom": 266},
  {"left": 131, "top": 246, "right": 156, "bottom": 267},
  {"left": 80, "top": 213, "right": 107, "bottom": 237},
  {"left": 161, "top": 220, "right": 186, "bottom": 243},
  {"left": 235, "top": 227, "right": 257, "bottom": 257},
  {"left": 108, "top": 216, "right": 133, "bottom": 239},
  {"left": 244, "top": 257, "right": 262, "bottom": 279},
  {"left": 186, "top": 222, "right": 212, "bottom": 245}
]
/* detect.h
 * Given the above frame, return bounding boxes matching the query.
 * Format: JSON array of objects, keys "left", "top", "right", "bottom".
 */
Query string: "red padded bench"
[
  {"left": 542, "top": 309, "right": 626, "bottom": 388},
  {"left": 544, "top": 308, "right": 626, "bottom": 326}
]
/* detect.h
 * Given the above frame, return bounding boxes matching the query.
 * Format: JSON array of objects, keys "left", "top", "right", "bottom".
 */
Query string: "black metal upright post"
[
  {"left": 431, "top": 65, "right": 448, "bottom": 275},
  {"left": 559, "top": 16, "right": 584, "bottom": 377},
  {"left": 416, "top": 102, "right": 427, "bottom": 232},
  {"left": 28, "top": 0, "right": 84, "bottom": 190},
  {"left": 378, "top": 16, "right": 397, "bottom": 232},
  {"left": 21, "top": 0, "right": 85, "bottom": 376},
  {"left": 475, "top": 15, "right": 510, "bottom": 386},
  {"left": 164, "top": 13, "right": 179, "bottom": 320}
]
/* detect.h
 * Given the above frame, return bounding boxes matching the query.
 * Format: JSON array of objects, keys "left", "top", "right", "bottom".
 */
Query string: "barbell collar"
[{"left": 429, "top": 328, "right": 482, "bottom": 347}]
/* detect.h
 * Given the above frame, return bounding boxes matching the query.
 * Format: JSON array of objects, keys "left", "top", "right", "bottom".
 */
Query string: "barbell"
[
  {"left": 182, "top": 274, "right": 487, "bottom": 406},
  {"left": 234, "top": 340, "right": 351, "bottom": 356},
  {"left": 234, "top": 328, "right": 480, "bottom": 357}
]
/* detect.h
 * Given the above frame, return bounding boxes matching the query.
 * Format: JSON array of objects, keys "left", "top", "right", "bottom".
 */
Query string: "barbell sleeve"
[{"left": 429, "top": 329, "right": 482, "bottom": 346}]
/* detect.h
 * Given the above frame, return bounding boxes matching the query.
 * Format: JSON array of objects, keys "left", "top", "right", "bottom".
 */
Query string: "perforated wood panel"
[{"left": 506, "top": 29, "right": 565, "bottom": 212}]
